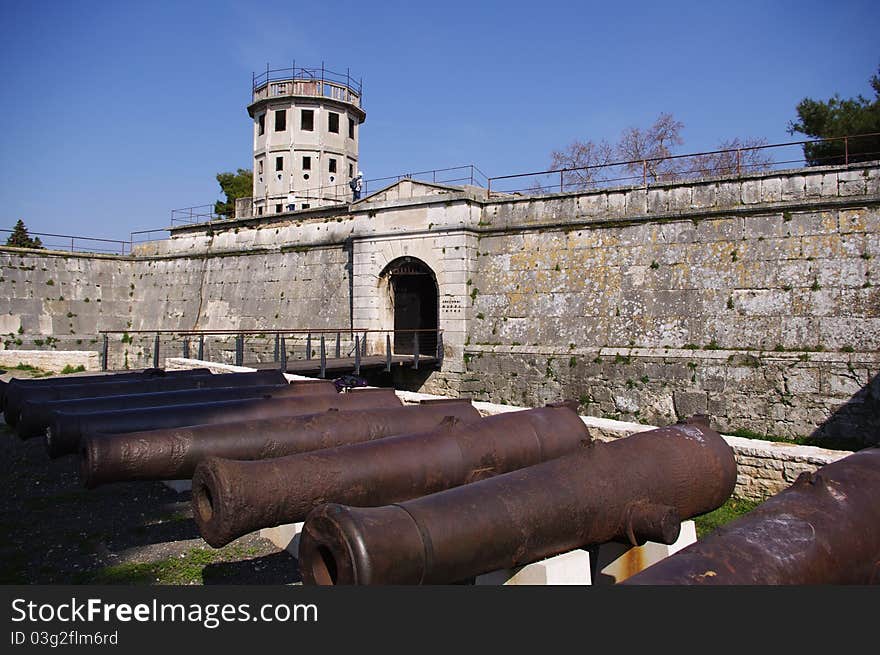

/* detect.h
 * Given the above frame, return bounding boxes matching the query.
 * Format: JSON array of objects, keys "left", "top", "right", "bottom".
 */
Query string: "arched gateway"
[{"left": 380, "top": 257, "right": 438, "bottom": 356}]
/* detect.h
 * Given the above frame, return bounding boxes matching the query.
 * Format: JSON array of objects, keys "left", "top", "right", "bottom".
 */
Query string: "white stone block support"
[
  {"left": 595, "top": 520, "right": 697, "bottom": 584},
  {"left": 162, "top": 480, "right": 192, "bottom": 493},
  {"left": 260, "top": 522, "right": 305, "bottom": 556},
  {"left": 475, "top": 549, "right": 592, "bottom": 586}
]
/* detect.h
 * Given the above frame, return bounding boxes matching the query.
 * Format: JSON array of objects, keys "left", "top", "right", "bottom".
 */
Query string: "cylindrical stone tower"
[{"left": 247, "top": 63, "right": 365, "bottom": 215}]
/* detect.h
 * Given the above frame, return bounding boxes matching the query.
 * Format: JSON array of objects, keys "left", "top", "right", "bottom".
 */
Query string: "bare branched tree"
[
  {"left": 549, "top": 114, "right": 773, "bottom": 192},
  {"left": 685, "top": 137, "right": 774, "bottom": 178},
  {"left": 550, "top": 139, "right": 616, "bottom": 191},
  {"left": 617, "top": 113, "right": 685, "bottom": 182}
]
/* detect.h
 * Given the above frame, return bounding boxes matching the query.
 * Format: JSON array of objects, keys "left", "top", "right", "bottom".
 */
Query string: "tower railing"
[{"left": 252, "top": 63, "right": 363, "bottom": 107}]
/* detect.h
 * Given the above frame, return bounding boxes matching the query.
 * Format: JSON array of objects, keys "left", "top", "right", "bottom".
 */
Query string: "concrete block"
[
  {"left": 595, "top": 520, "right": 697, "bottom": 584},
  {"left": 162, "top": 480, "right": 192, "bottom": 493},
  {"left": 475, "top": 549, "right": 592, "bottom": 586},
  {"left": 260, "top": 522, "right": 305, "bottom": 556}
]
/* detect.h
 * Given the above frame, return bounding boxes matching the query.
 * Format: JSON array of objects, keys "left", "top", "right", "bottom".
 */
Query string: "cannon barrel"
[
  {"left": 81, "top": 399, "right": 480, "bottom": 489},
  {"left": 16, "top": 379, "right": 334, "bottom": 439},
  {"left": 23, "top": 379, "right": 338, "bottom": 440},
  {"left": 1, "top": 368, "right": 211, "bottom": 412},
  {"left": 193, "top": 404, "right": 590, "bottom": 548},
  {"left": 621, "top": 447, "right": 880, "bottom": 585},
  {"left": 47, "top": 387, "right": 401, "bottom": 458},
  {"left": 5, "top": 369, "right": 286, "bottom": 427},
  {"left": 2, "top": 368, "right": 213, "bottom": 424},
  {"left": 298, "top": 417, "right": 736, "bottom": 585}
]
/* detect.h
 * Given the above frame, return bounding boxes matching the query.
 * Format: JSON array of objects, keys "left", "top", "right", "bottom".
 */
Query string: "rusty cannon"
[
  {"left": 81, "top": 399, "right": 480, "bottom": 488},
  {"left": 621, "top": 447, "right": 880, "bottom": 585},
  {"left": 16, "top": 379, "right": 335, "bottom": 440},
  {"left": 2, "top": 368, "right": 213, "bottom": 426},
  {"left": 48, "top": 387, "right": 402, "bottom": 458},
  {"left": 297, "top": 417, "right": 736, "bottom": 585},
  {"left": 192, "top": 403, "right": 591, "bottom": 548},
  {"left": 5, "top": 369, "right": 287, "bottom": 428}
]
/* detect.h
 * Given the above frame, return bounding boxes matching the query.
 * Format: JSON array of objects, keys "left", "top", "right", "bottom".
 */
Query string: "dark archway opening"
[{"left": 384, "top": 258, "right": 438, "bottom": 356}]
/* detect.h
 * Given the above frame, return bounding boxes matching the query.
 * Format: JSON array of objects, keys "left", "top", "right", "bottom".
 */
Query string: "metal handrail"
[
  {"left": 487, "top": 132, "right": 880, "bottom": 196},
  {"left": 99, "top": 327, "right": 444, "bottom": 375},
  {"left": 0, "top": 229, "right": 131, "bottom": 255}
]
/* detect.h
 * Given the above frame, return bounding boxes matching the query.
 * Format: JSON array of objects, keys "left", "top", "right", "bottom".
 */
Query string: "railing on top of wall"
[
  {"left": 486, "top": 132, "right": 880, "bottom": 197},
  {"left": 0, "top": 229, "right": 133, "bottom": 256},
  {"left": 97, "top": 328, "right": 444, "bottom": 377}
]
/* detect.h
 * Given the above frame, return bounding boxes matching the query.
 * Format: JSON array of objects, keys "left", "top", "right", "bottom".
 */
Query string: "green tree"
[
  {"left": 5, "top": 220, "right": 43, "bottom": 249},
  {"left": 214, "top": 168, "right": 253, "bottom": 219},
  {"left": 788, "top": 66, "right": 880, "bottom": 166}
]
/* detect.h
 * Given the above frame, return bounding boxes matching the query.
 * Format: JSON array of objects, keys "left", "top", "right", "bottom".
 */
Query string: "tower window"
[
  {"left": 275, "top": 156, "right": 283, "bottom": 171},
  {"left": 348, "top": 118, "right": 355, "bottom": 139},
  {"left": 328, "top": 158, "right": 337, "bottom": 173},
  {"left": 275, "top": 204, "right": 283, "bottom": 213},
  {"left": 349, "top": 164, "right": 353, "bottom": 177},
  {"left": 302, "top": 156, "right": 311, "bottom": 170},
  {"left": 258, "top": 113, "right": 265, "bottom": 136},
  {"left": 258, "top": 206, "right": 264, "bottom": 216},
  {"left": 275, "top": 110, "right": 286, "bottom": 131},
  {"left": 328, "top": 112, "right": 339, "bottom": 133},
  {"left": 301, "top": 109, "right": 314, "bottom": 131},
  {"left": 258, "top": 159, "right": 264, "bottom": 174}
]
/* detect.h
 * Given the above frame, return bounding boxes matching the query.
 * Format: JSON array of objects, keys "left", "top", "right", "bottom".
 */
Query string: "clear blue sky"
[{"left": 1, "top": 0, "right": 877, "bottom": 240}]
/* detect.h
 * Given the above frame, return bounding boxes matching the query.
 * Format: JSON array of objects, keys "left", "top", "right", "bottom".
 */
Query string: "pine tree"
[
  {"left": 5, "top": 220, "right": 43, "bottom": 249},
  {"left": 788, "top": 67, "right": 880, "bottom": 166}
]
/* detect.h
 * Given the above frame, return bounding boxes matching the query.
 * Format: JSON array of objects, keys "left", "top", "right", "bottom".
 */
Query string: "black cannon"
[
  {"left": 81, "top": 399, "right": 481, "bottom": 488},
  {"left": 297, "top": 417, "right": 736, "bottom": 585},
  {"left": 5, "top": 368, "right": 286, "bottom": 427},
  {"left": 15, "top": 379, "right": 336, "bottom": 439},
  {"left": 47, "top": 387, "right": 402, "bottom": 458},
  {"left": 2, "top": 368, "right": 213, "bottom": 424},
  {"left": 622, "top": 447, "right": 880, "bottom": 585},
  {"left": 192, "top": 403, "right": 591, "bottom": 548}
]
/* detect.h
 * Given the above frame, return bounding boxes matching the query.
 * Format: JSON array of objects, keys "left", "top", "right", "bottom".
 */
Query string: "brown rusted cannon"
[
  {"left": 621, "top": 447, "right": 880, "bottom": 585},
  {"left": 81, "top": 399, "right": 480, "bottom": 488},
  {"left": 47, "top": 387, "right": 401, "bottom": 458},
  {"left": 192, "top": 403, "right": 591, "bottom": 548},
  {"left": 297, "top": 416, "right": 736, "bottom": 585},
  {"left": 5, "top": 369, "right": 286, "bottom": 428},
  {"left": 16, "top": 379, "right": 334, "bottom": 439}
]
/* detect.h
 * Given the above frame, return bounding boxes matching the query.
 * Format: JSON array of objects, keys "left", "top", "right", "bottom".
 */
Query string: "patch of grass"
[
  {"left": 614, "top": 354, "right": 631, "bottom": 365},
  {"left": 82, "top": 548, "right": 221, "bottom": 585},
  {"left": 694, "top": 498, "right": 759, "bottom": 538},
  {"left": 840, "top": 345, "right": 854, "bottom": 353},
  {"left": 649, "top": 260, "right": 659, "bottom": 269},
  {"left": 726, "top": 297, "right": 734, "bottom": 310},
  {"left": 569, "top": 356, "right": 577, "bottom": 368},
  {"left": 704, "top": 339, "right": 720, "bottom": 350},
  {"left": 45, "top": 279, "right": 54, "bottom": 286},
  {"left": 61, "top": 364, "right": 86, "bottom": 374},
  {"left": 810, "top": 279, "right": 821, "bottom": 291}
]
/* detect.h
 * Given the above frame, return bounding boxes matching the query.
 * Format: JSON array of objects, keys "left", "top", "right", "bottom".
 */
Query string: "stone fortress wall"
[{"left": 1, "top": 162, "right": 878, "bottom": 444}]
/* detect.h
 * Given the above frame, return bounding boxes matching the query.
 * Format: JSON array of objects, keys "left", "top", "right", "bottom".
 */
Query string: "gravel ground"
[{"left": 0, "top": 370, "right": 300, "bottom": 585}]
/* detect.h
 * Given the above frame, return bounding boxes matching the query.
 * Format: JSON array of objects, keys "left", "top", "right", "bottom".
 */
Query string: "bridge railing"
[{"left": 97, "top": 328, "right": 444, "bottom": 377}]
